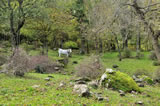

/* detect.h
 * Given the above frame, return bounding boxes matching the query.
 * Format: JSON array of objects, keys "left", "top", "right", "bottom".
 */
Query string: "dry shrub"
[
  {"left": 75, "top": 55, "right": 104, "bottom": 79},
  {"left": 153, "top": 68, "right": 160, "bottom": 83},
  {"left": 0, "top": 54, "right": 7, "bottom": 66},
  {"left": 149, "top": 51, "right": 157, "bottom": 60},
  {"left": 30, "top": 55, "right": 63, "bottom": 74},
  {"left": 153, "top": 61, "right": 160, "bottom": 66},
  {"left": 6, "top": 48, "right": 30, "bottom": 76}
]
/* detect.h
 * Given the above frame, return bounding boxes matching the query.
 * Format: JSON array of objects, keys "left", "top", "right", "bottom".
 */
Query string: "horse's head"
[{"left": 68, "top": 49, "right": 72, "bottom": 53}]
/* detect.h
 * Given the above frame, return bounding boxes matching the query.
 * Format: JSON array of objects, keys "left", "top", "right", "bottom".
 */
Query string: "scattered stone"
[
  {"left": 48, "top": 75, "right": 54, "bottom": 78},
  {"left": 138, "top": 83, "right": 145, "bottom": 87},
  {"left": 100, "top": 73, "right": 107, "bottom": 86},
  {"left": 132, "top": 75, "right": 137, "bottom": 80},
  {"left": 104, "top": 97, "right": 109, "bottom": 102},
  {"left": 72, "top": 61, "right": 78, "bottom": 64},
  {"left": 97, "top": 97, "right": 104, "bottom": 101},
  {"left": 106, "top": 68, "right": 115, "bottom": 74},
  {"left": 146, "top": 94, "right": 151, "bottom": 97},
  {"left": 69, "top": 82, "right": 74, "bottom": 86},
  {"left": 88, "top": 81, "right": 98, "bottom": 89},
  {"left": 73, "top": 84, "right": 90, "bottom": 97},
  {"left": 120, "top": 92, "right": 125, "bottom": 97},
  {"left": 95, "top": 92, "right": 102, "bottom": 98},
  {"left": 59, "top": 82, "right": 66, "bottom": 88},
  {"left": 45, "top": 82, "right": 51, "bottom": 86},
  {"left": 119, "top": 90, "right": 125, "bottom": 96},
  {"left": 62, "top": 73, "right": 67, "bottom": 75},
  {"left": 75, "top": 77, "right": 91, "bottom": 82},
  {"left": 131, "top": 94, "right": 136, "bottom": 97},
  {"left": 32, "top": 85, "right": 40, "bottom": 89},
  {"left": 54, "top": 67, "right": 59, "bottom": 70},
  {"left": 112, "top": 64, "right": 119, "bottom": 68},
  {"left": 45, "top": 78, "right": 50, "bottom": 81},
  {"left": 76, "top": 81, "right": 87, "bottom": 84},
  {"left": 131, "top": 91, "right": 138, "bottom": 95},
  {"left": 135, "top": 78, "right": 143, "bottom": 83},
  {"left": 135, "top": 101, "right": 143, "bottom": 105}
]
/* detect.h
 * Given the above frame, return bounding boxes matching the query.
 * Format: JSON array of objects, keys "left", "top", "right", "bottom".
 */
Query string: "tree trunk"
[
  {"left": 86, "top": 40, "right": 90, "bottom": 54},
  {"left": 8, "top": 0, "right": 25, "bottom": 56},
  {"left": 123, "top": 33, "right": 129, "bottom": 49},
  {"left": 111, "top": 31, "right": 122, "bottom": 61},
  {"left": 115, "top": 36, "right": 122, "bottom": 61},
  {"left": 80, "top": 36, "right": 86, "bottom": 54},
  {"left": 151, "top": 36, "right": 160, "bottom": 60},
  {"left": 136, "top": 30, "right": 141, "bottom": 52},
  {"left": 99, "top": 38, "right": 103, "bottom": 53}
]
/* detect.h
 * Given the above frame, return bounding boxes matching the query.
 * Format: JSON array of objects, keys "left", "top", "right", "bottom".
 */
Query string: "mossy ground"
[{"left": 0, "top": 49, "right": 160, "bottom": 105}]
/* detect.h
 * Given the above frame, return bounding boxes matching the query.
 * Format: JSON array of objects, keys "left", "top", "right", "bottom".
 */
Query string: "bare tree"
[{"left": 125, "top": 0, "right": 160, "bottom": 60}]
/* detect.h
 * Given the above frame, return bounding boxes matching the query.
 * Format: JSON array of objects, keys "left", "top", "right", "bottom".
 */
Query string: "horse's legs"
[
  {"left": 59, "top": 53, "right": 61, "bottom": 57},
  {"left": 67, "top": 53, "right": 69, "bottom": 57}
]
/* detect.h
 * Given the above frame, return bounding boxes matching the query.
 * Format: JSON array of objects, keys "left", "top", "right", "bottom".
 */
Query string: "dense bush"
[
  {"left": 102, "top": 71, "right": 141, "bottom": 93},
  {"left": 75, "top": 55, "right": 104, "bottom": 79},
  {"left": 153, "top": 61, "right": 160, "bottom": 66},
  {"left": 133, "top": 69, "right": 151, "bottom": 77},
  {"left": 63, "top": 41, "right": 78, "bottom": 49},
  {"left": 149, "top": 51, "right": 157, "bottom": 60},
  {"left": 30, "top": 55, "right": 63, "bottom": 74},
  {"left": 122, "top": 48, "right": 132, "bottom": 58}
]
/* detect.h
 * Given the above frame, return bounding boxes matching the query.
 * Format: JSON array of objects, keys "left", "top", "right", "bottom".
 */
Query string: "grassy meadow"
[{"left": 0, "top": 49, "right": 160, "bottom": 105}]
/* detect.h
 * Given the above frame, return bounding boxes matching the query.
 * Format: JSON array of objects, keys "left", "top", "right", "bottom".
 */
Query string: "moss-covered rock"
[{"left": 102, "top": 71, "right": 141, "bottom": 93}]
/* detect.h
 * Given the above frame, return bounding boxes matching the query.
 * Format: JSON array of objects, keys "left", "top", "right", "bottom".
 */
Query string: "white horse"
[{"left": 58, "top": 48, "right": 72, "bottom": 57}]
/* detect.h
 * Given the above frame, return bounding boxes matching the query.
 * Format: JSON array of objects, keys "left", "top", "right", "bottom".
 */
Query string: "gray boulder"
[
  {"left": 59, "top": 82, "right": 66, "bottom": 88},
  {"left": 99, "top": 73, "right": 107, "bottom": 86},
  {"left": 32, "top": 85, "right": 40, "bottom": 89},
  {"left": 73, "top": 84, "right": 90, "bottom": 97},
  {"left": 45, "top": 78, "right": 50, "bottom": 81},
  {"left": 88, "top": 80, "right": 98, "bottom": 89},
  {"left": 106, "top": 68, "right": 116, "bottom": 74},
  {"left": 75, "top": 77, "right": 91, "bottom": 82}
]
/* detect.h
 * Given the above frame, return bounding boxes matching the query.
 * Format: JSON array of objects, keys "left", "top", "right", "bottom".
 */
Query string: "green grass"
[
  {"left": 0, "top": 49, "right": 160, "bottom": 105},
  {"left": 0, "top": 73, "right": 160, "bottom": 105},
  {"left": 102, "top": 52, "right": 157, "bottom": 75}
]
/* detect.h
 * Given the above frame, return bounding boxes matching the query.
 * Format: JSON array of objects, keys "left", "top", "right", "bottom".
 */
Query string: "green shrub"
[
  {"left": 103, "top": 71, "right": 141, "bottom": 93},
  {"left": 149, "top": 51, "right": 157, "bottom": 60},
  {"left": 133, "top": 69, "right": 151, "bottom": 77},
  {"left": 63, "top": 41, "right": 78, "bottom": 49},
  {"left": 122, "top": 48, "right": 132, "bottom": 58},
  {"left": 153, "top": 61, "right": 160, "bottom": 66}
]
